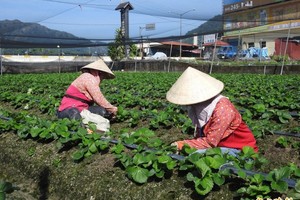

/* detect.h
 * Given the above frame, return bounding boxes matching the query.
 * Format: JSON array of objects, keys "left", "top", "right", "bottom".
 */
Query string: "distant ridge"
[
  {"left": 0, "top": 19, "right": 93, "bottom": 48},
  {"left": 185, "top": 15, "right": 223, "bottom": 44}
]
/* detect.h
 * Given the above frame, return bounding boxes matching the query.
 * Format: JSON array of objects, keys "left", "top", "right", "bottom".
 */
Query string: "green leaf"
[
  {"left": 275, "top": 167, "right": 292, "bottom": 180},
  {"left": 204, "top": 156, "right": 226, "bottom": 169},
  {"left": 127, "top": 166, "right": 149, "bottom": 184},
  {"left": 251, "top": 174, "right": 264, "bottom": 184},
  {"left": 157, "top": 155, "right": 171, "bottom": 164},
  {"left": 95, "top": 140, "right": 109, "bottom": 151},
  {"left": 271, "top": 180, "right": 288, "bottom": 193},
  {"left": 236, "top": 187, "right": 247, "bottom": 194},
  {"left": 295, "top": 180, "right": 300, "bottom": 193},
  {"left": 39, "top": 129, "right": 52, "bottom": 139},
  {"left": 279, "top": 116, "right": 289, "bottom": 124},
  {"left": 84, "top": 151, "right": 93, "bottom": 158},
  {"left": 166, "top": 160, "right": 177, "bottom": 170},
  {"left": 0, "top": 181, "right": 13, "bottom": 193},
  {"left": 155, "top": 170, "right": 164, "bottom": 178},
  {"left": 111, "top": 143, "right": 125, "bottom": 154},
  {"left": 88, "top": 143, "right": 98, "bottom": 154},
  {"left": 194, "top": 176, "right": 214, "bottom": 195},
  {"left": 253, "top": 103, "right": 266, "bottom": 113},
  {"left": 294, "top": 168, "right": 300, "bottom": 178},
  {"left": 186, "top": 172, "right": 196, "bottom": 182},
  {"left": 212, "top": 173, "right": 225, "bottom": 186},
  {"left": 188, "top": 152, "right": 202, "bottom": 163},
  {"left": 132, "top": 153, "right": 148, "bottom": 165},
  {"left": 30, "top": 126, "right": 42, "bottom": 138},
  {"left": 194, "top": 159, "right": 211, "bottom": 177},
  {"left": 72, "top": 150, "right": 84, "bottom": 161},
  {"left": 237, "top": 169, "right": 247, "bottom": 179}
]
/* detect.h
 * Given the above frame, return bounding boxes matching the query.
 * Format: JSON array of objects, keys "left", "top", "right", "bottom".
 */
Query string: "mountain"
[
  {"left": 184, "top": 15, "right": 223, "bottom": 44},
  {"left": 0, "top": 19, "right": 94, "bottom": 48},
  {"left": 0, "top": 20, "right": 109, "bottom": 55}
]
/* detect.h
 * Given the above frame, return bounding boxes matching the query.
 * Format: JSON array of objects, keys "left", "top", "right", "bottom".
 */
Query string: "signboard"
[
  {"left": 223, "top": 0, "right": 293, "bottom": 14},
  {"left": 223, "top": 1, "right": 300, "bottom": 31},
  {"left": 145, "top": 23, "right": 155, "bottom": 31},
  {"left": 203, "top": 34, "right": 216, "bottom": 43}
]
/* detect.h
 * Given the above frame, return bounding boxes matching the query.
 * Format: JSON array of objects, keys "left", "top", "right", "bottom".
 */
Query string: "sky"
[{"left": 0, "top": 0, "right": 223, "bottom": 41}]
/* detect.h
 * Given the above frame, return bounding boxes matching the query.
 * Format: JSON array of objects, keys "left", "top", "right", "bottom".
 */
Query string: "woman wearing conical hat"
[
  {"left": 57, "top": 59, "right": 117, "bottom": 120},
  {"left": 166, "top": 67, "right": 258, "bottom": 153}
]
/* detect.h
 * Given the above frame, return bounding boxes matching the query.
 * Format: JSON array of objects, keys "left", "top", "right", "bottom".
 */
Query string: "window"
[
  {"left": 260, "top": 41, "right": 266, "bottom": 48},
  {"left": 248, "top": 42, "right": 254, "bottom": 48}
]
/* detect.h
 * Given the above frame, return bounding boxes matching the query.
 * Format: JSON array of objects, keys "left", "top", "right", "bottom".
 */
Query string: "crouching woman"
[
  {"left": 166, "top": 67, "right": 258, "bottom": 154},
  {"left": 57, "top": 59, "right": 118, "bottom": 121}
]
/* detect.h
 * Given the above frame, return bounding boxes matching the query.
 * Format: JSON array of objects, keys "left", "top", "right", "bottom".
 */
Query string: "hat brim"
[
  {"left": 166, "top": 67, "right": 224, "bottom": 105},
  {"left": 81, "top": 59, "right": 115, "bottom": 79}
]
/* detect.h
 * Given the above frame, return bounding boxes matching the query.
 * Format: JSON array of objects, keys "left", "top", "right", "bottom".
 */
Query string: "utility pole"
[
  {"left": 169, "top": 9, "right": 195, "bottom": 59},
  {"left": 115, "top": 1, "right": 134, "bottom": 59}
]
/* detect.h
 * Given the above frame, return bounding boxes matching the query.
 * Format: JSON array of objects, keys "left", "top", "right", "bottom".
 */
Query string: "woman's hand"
[{"left": 107, "top": 106, "right": 118, "bottom": 116}]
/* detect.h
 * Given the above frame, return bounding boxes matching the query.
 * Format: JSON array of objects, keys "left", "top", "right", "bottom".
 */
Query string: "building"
[{"left": 222, "top": 0, "right": 300, "bottom": 60}]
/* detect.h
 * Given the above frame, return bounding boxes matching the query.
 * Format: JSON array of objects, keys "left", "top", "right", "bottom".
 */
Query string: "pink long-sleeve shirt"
[{"left": 58, "top": 72, "right": 114, "bottom": 112}]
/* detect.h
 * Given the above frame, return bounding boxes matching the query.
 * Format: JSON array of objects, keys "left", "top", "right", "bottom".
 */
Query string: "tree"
[{"left": 108, "top": 28, "right": 138, "bottom": 61}]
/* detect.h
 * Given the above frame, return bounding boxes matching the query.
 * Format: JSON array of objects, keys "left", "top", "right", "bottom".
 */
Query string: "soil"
[{"left": 0, "top": 104, "right": 299, "bottom": 199}]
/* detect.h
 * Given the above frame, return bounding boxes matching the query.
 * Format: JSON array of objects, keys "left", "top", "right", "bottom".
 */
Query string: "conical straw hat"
[
  {"left": 166, "top": 67, "right": 224, "bottom": 105},
  {"left": 81, "top": 59, "right": 115, "bottom": 79}
]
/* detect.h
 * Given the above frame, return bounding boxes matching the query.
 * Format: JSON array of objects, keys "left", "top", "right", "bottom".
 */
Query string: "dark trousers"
[{"left": 57, "top": 106, "right": 112, "bottom": 120}]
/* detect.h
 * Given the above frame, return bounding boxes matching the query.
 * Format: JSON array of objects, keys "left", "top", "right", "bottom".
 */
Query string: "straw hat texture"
[
  {"left": 81, "top": 59, "right": 115, "bottom": 79},
  {"left": 166, "top": 67, "right": 224, "bottom": 105}
]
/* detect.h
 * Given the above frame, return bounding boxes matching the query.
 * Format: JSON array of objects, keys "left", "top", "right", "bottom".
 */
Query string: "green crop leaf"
[
  {"left": 39, "top": 129, "right": 51, "bottom": 139},
  {"left": 271, "top": 180, "right": 288, "bottom": 193},
  {"left": 187, "top": 151, "right": 202, "bottom": 163},
  {"left": 194, "top": 159, "right": 211, "bottom": 177},
  {"left": 186, "top": 172, "right": 196, "bottom": 182},
  {"left": 148, "top": 138, "right": 163, "bottom": 148},
  {"left": 30, "top": 126, "right": 42, "bottom": 138},
  {"left": 157, "top": 155, "right": 171, "bottom": 164},
  {"left": 194, "top": 176, "right": 214, "bottom": 195},
  {"left": 166, "top": 160, "right": 177, "bottom": 170},
  {"left": 127, "top": 166, "right": 149, "bottom": 184},
  {"left": 251, "top": 174, "right": 264, "bottom": 184},
  {"left": 72, "top": 150, "right": 85, "bottom": 161},
  {"left": 0, "top": 180, "right": 13, "bottom": 193},
  {"left": 111, "top": 143, "right": 125, "bottom": 154},
  {"left": 274, "top": 167, "right": 292, "bottom": 180},
  {"left": 294, "top": 168, "right": 300, "bottom": 177},
  {"left": 295, "top": 180, "right": 300, "bottom": 193},
  {"left": 236, "top": 187, "right": 247, "bottom": 194},
  {"left": 204, "top": 156, "right": 226, "bottom": 169},
  {"left": 95, "top": 140, "right": 109, "bottom": 151},
  {"left": 59, "top": 137, "right": 71, "bottom": 144},
  {"left": 253, "top": 103, "right": 266, "bottom": 113},
  {"left": 248, "top": 185, "right": 271, "bottom": 195},
  {"left": 133, "top": 153, "right": 148, "bottom": 165},
  {"left": 155, "top": 170, "right": 164, "bottom": 178},
  {"left": 55, "top": 125, "right": 68, "bottom": 135},
  {"left": 237, "top": 169, "right": 247, "bottom": 179},
  {"left": 88, "top": 143, "right": 98, "bottom": 154},
  {"left": 212, "top": 173, "right": 225, "bottom": 186},
  {"left": 84, "top": 150, "right": 93, "bottom": 158}
]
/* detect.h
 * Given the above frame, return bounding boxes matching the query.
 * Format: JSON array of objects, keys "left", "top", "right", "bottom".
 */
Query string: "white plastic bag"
[{"left": 80, "top": 109, "right": 110, "bottom": 132}]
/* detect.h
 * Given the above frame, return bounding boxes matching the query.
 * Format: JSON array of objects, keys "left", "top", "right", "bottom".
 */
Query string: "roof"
[
  {"left": 115, "top": 2, "right": 134, "bottom": 10},
  {"left": 160, "top": 41, "right": 198, "bottom": 50},
  {"left": 203, "top": 40, "right": 230, "bottom": 47}
]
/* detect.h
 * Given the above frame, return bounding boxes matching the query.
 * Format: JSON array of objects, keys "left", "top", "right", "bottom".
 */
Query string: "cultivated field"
[{"left": 0, "top": 71, "right": 299, "bottom": 200}]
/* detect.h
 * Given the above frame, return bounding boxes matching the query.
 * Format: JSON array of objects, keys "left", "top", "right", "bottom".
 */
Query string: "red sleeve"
[
  {"left": 177, "top": 98, "right": 241, "bottom": 150},
  {"left": 202, "top": 99, "right": 238, "bottom": 147}
]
